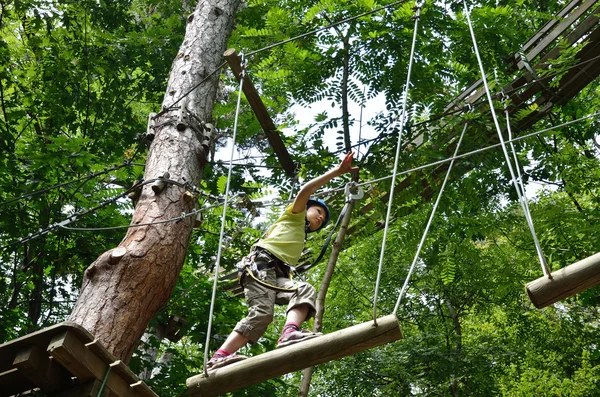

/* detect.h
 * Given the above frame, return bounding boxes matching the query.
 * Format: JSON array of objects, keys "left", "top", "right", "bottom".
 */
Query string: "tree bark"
[
  {"left": 299, "top": 199, "right": 356, "bottom": 397},
  {"left": 68, "top": 0, "right": 240, "bottom": 362}
]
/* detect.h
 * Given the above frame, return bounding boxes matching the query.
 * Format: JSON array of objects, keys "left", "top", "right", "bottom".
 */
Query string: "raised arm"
[{"left": 291, "top": 152, "right": 358, "bottom": 214}]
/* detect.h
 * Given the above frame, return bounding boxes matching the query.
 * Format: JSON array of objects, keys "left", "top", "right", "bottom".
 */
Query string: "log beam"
[
  {"left": 526, "top": 252, "right": 600, "bottom": 308},
  {"left": 223, "top": 48, "right": 296, "bottom": 177},
  {"left": 186, "top": 314, "right": 403, "bottom": 397}
]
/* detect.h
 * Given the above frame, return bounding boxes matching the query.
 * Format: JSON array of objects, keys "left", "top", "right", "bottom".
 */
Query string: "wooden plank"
[
  {"left": 0, "top": 322, "right": 94, "bottom": 374},
  {"left": 0, "top": 367, "right": 36, "bottom": 397},
  {"left": 521, "top": 0, "right": 598, "bottom": 66},
  {"left": 47, "top": 331, "right": 137, "bottom": 397},
  {"left": 553, "top": 33, "right": 600, "bottom": 104},
  {"left": 109, "top": 362, "right": 158, "bottom": 397},
  {"left": 13, "top": 344, "right": 72, "bottom": 392},
  {"left": 186, "top": 314, "right": 402, "bottom": 397},
  {"left": 506, "top": 0, "right": 584, "bottom": 69},
  {"left": 536, "top": 4, "right": 600, "bottom": 69},
  {"left": 223, "top": 48, "right": 296, "bottom": 177},
  {"left": 130, "top": 381, "right": 158, "bottom": 397},
  {"left": 220, "top": 271, "right": 238, "bottom": 281},
  {"left": 84, "top": 340, "right": 118, "bottom": 370},
  {"left": 526, "top": 252, "right": 600, "bottom": 308},
  {"left": 444, "top": 78, "right": 483, "bottom": 112}
]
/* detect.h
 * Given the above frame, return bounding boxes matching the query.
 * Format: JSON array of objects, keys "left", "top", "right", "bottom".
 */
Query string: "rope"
[
  {"left": 373, "top": 0, "right": 424, "bottom": 323},
  {"left": 462, "top": 0, "right": 550, "bottom": 276},
  {"left": 503, "top": 101, "right": 550, "bottom": 277},
  {"left": 245, "top": 0, "right": 411, "bottom": 57},
  {"left": 393, "top": 122, "right": 468, "bottom": 314},
  {"left": 97, "top": 363, "right": 112, "bottom": 397},
  {"left": 322, "top": 111, "right": 600, "bottom": 197},
  {"left": 242, "top": 265, "right": 298, "bottom": 293},
  {"left": 0, "top": 162, "right": 142, "bottom": 207},
  {"left": 203, "top": 58, "right": 246, "bottom": 375},
  {"left": 58, "top": 201, "right": 226, "bottom": 231},
  {"left": 1, "top": 177, "right": 180, "bottom": 249}
]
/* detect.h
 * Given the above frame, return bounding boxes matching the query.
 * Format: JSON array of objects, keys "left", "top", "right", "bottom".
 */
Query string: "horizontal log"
[
  {"left": 187, "top": 314, "right": 403, "bottom": 397},
  {"left": 526, "top": 252, "right": 600, "bottom": 308}
]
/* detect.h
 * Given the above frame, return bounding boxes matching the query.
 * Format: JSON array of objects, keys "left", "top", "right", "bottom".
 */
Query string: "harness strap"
[{"left": 242, "top": 265, "right": 298, "bottom": 293}]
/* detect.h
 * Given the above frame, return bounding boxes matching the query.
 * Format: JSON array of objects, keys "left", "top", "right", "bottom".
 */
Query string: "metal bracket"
[
  {"left": 151, "top": 172, "right": 171, "bottom": 194},
  {"left": 176, "top": 98, "right": 203, "bottom": 135},
  {"left": 146, "top": 112, "right": 157, "bottom": 141},
  {"left": 518, "top": 51, "right": 559, "bottom": 105},
  {"left": 344, "top": 182, "right": 364, "bottom": 201},
  {"left": 202, "top": 123, "right": 214, "bottom": 148}
]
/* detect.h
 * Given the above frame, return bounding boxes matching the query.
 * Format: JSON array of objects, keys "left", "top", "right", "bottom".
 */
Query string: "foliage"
[{"left": 2, "top": 0, "right": 600, "bottom": 395}]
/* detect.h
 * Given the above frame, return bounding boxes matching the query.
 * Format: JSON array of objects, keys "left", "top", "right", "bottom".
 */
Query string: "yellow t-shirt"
[{"left": 255, "top": 205, "right": 306, "bottom": 265}]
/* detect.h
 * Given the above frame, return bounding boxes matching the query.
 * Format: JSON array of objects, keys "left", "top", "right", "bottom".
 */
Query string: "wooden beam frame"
[
  {"left": 187, "top": 315, "right": 402, "bottom": 397},
  {"left": 526, "top": 252, "right": 600, "bottom": 308},
  {"left": 0, "top": 322, "right": 158, "bottom": 397},
  {"left": 223, "top": 48, "right": 296, "bottom": 177}
]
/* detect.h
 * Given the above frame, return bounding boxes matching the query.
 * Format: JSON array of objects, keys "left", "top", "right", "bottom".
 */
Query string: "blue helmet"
[{"left": 306, "top": 198, "right": 330, "bottom": 232}]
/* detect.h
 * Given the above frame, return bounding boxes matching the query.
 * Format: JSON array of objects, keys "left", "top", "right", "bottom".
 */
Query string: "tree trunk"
[
  {"left": 68, "top": 0, "right": 240, "bottom": 362},
  {"left": 446, "top": 300, "right": 461, "bottom": 397},
  {"left": 299, "top": 199, "right": 356, "bottom": 397}
]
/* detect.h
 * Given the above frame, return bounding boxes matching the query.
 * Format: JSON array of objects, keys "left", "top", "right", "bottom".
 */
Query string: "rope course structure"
[
  {"left": 3, "top": 1, "right": 600, "bottom": 396},
  {"left": 186, "top": 0, "right": 430, "bottom": 393},
  {"left": 188, "top": 0, "right": 600, "bottom": 394}
]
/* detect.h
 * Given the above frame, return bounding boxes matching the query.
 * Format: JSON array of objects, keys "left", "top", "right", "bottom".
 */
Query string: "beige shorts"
[{"left": 233, "top": 268, "right": 316, "bottom": 344}]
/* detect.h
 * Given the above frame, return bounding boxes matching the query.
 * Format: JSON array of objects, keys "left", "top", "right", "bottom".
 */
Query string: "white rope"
[
  {"left": 373, "top": 0, "right": 424, "bottom": 323},
  {"left": 504, "top": 102, "right": 550, "bottom": 277},
  {"left": 320, "top": 111, "right": 600, "bottom": 196},
  {"left": 203, "top": 62, "right": 246, "bottom": 373},
  {"left": 393, "top": 122, "right": 468, "bottom": 314},
  {"left": 462, "top": 0, "right": 550, "bottom": 276}
]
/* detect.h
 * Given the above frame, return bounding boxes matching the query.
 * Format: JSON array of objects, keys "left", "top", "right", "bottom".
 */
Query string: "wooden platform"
[
  {"left": 0, "top": 322, "right": 157, "bottom": 397},
  {"left": 187, "top": 314, "right": 402, "bottom": 397}
]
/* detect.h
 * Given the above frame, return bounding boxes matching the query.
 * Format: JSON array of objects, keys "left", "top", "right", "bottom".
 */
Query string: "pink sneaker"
[
  {"left": 277, "top": 329, "right": 322, "bottom": 348},
  {"left": 205, "top": 353, "right": 248, "bottom": 371}
]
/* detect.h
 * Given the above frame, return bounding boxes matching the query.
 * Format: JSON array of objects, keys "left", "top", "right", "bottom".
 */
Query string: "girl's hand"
[{"left": 337, "top": 152, "right": 359, "bottom": 175}]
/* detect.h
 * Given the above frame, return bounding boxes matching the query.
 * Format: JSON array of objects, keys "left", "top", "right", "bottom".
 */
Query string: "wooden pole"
[
  {"left": 526, "top": 252, "right": 600, "bottom": 308},
  {"left": 223, "top": 48, "right": 296, "bottom": 177},
  {"left": 186, "top": 314, "right": 403, "bottom": 397}
]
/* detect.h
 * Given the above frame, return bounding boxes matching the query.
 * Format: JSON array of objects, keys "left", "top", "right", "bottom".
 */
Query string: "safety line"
[
  {"left": 0, "top": 162, "right": 143, "bottom": 207},
  {"left": 373, "top": 0, "right": 424, "bottom": 323},
  {"left": 393, "top": 122, "right": 468, "bottom": 314},
  {"left": 246, "top": 0, "right": 411, "bottom": 57},
  {"left": 160, "top": 0, "right": 414, "bottom": 117},
  {"left": 203, "top": 62, "right": 246, "bottom": 374},
  {"left": 58, "top": 201, "right": 226, "bottom": 231},
  {"left": 463, "top": 0, "right": 550, "bottom": 276},
  {"left": 1, "top": 177, "right": 191, "bottom": 249},
  {"left": 322, "top": 111, "right": 600, "bottom": 196},
  {"left": 504, "top": 104, "right": 549, "bottom": 277}
]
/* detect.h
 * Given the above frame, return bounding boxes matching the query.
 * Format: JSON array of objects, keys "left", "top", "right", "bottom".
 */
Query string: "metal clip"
[{"left": 344, "top": 182, "right": 364, "bottom": 201}]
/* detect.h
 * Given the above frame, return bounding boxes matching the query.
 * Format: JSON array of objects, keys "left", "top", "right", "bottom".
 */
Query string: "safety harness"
[{"left": 238, "top": 182, "right": 364, "bottom": 292}]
